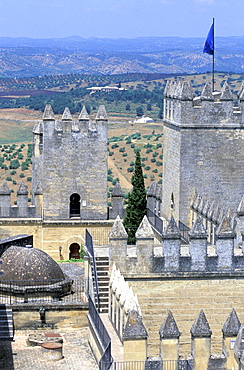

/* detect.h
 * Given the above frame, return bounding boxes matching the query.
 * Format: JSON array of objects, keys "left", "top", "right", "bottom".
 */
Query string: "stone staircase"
[
  {"left": 95, "top": 256, "right": 109, "bottom": 314},
  {"left": 0, "top": 304, "right": 14, "bottom": 341}
]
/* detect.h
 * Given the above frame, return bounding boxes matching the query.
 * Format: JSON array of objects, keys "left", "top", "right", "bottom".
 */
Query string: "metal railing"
[
  {"left": 0, "top": 278, "right": 84, "bottom": 305},
  {"left": 99, "top": 359, "right": 193, "bottom": 370},
  {"left": 178, "top": 221, "right": 190, "bottom": 243},
  {"left": 88, "top": 295, "right": 113, "bottom": 369},
  {"left": 147, "top": 208, "right": 164, "bottom": 234},
  {"left": 86, "top": 229, "right": 100, "bottom": 311}
]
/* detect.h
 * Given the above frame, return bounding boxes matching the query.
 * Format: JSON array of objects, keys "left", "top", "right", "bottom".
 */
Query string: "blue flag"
[{"left": 203, "top": 23, "right": 214, "bottom": 55}]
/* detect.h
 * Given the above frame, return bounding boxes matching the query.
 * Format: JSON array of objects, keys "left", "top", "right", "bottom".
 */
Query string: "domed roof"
[{"left": 0, "top": 246, "right": 65, "bottom": 284}]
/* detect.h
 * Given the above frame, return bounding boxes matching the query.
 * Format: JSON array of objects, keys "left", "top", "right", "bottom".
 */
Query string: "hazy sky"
[{"left": 0, "top": 0, "right": 243, "bottom": 39}]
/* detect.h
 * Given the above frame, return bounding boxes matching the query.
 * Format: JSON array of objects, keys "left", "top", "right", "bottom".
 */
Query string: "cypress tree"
[{"left": 123, "top": 150, "right": 147, "bottom": 244}]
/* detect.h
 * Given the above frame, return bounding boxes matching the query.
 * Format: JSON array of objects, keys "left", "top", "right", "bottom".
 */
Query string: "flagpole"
[{"left": 212, "top": 18, "right": 215, "bottom": 92}]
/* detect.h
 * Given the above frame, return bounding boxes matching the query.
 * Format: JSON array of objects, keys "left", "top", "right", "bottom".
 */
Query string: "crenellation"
[{"left": 164, "top": 80, "right": 244, "bottom": 127}]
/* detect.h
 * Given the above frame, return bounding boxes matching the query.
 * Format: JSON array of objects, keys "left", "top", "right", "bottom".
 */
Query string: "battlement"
[
  {"left": 109, "top": 215, "right": 244, "bottom": 275},
  {"left": 164, "top": 80, "right": 244, "bottom": 126},
  {"left": 32, "top": 104, "right": 108, "bottom": 221}
]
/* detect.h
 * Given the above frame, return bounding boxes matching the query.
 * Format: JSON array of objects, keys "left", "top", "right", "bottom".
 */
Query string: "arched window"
[
  {"left": 69, "top": 243, "right": 80, "bottom": 259},
  {"left": 70, "top": 193, "right": 80, "bottom": 218}
]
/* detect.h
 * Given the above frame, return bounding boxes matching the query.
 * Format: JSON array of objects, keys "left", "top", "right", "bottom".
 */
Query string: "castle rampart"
[{"left": 162, "top": 81, "right": 244, "bottom": 227}]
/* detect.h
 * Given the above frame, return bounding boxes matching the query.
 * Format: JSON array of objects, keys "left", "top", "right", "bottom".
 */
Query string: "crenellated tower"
[
  {"left": 32, "top": 104, "right": 108, "bottom": 220},
  {"left": 162, "top": 80, "right": 244, "bottom": 226}
]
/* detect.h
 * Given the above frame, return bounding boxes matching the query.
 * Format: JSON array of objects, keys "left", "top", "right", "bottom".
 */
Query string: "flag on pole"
[{"left": 203, "top": 23, "right": 214, "bottom": 55}]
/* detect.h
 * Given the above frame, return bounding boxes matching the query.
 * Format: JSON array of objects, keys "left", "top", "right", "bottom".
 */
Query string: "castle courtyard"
[{"left": 0, "top": 327, "right": 98, "bottom": 370}]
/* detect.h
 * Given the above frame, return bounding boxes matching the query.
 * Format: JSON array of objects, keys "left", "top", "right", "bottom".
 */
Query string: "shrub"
[
  {"left": 146, "top": 149, "right": 152, "bottom": 154},
  {"left": 27, "top": 177, "right": 32, "bottom": 181},
  {"left": 130, "top": 161, "right": 135, "bottom": 166},
  {"left": 10, "top": 171, "right": 16, "bottom": 175},
  {"left": 159, "top": 154, "right": 163, "bottom": 159},
  {"left": 9, "top": 159, "right": 20, "bottom": 169},
  {"left": 18, "top": 153, "right": 24, "bottom": 160},
  {"left": 21, "top": 163, "right": 29, "bottom": 171},
  {"left": 109, "top": 151, "right": 114, "bottom": 156},
  {"left": 156, "top": 143, "right": 162, "bottom": 149},
  {"left": 119, "top": 147, "right": 125, "bottom": 153},
  {"left": 153, "top": 152, "right": 158, "bottom": 157},
  {"left": 156, "top": 161, "right": 163, "bottom": 166},
  {"left": 152, "top": 169, "right": 158, "bottom": 173},
  {"left": 145, "top": 166, "right": 151, "bottom": 170},
  {"left": 20, "top": 173, "right": 25, "bottom": 178},
  {"left": 127, "top": 167, "right": 134, "bottom": 172},
  {"left": 107, "top": 175, "right": 113, "bottom": 182},
  {"left": 131, "top": 144, "right": 135, "bottom": 148},
  {"left": 108, "top": 169, "right": 112, "bottom": 175},
  {"left": 111, "top": 143, "right": 119, "bottom": 149},
  {"left": 12, "top": 180, "right": 17, "bottom": 185},
  {"left": 158, "top": 179, "right": 162, "bottom": 184},
  {"left": 6, "top": 176, "right": 12, "bottom": 181},
  {"left": 151, "top": 158, "right": 156, "bottom": 163},
  {"left": 122, "top": 153, "right": 127, "bottom": 157}
]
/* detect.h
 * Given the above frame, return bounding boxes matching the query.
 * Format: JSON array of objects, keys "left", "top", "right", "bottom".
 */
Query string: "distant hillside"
[{"left": 0, "top": 36, "right": 244, "bottom": 77}]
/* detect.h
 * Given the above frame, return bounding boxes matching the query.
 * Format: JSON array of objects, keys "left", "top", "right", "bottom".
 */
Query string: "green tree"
[
  {"left": 123, "top": 150, "right": 147, "bottom": 244},
  {"left": 136, "top": 106, "right": 144, "bottom": 117}
]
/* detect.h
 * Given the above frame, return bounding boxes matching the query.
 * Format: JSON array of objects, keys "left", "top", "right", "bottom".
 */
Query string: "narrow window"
[{"left": 70, "top": 193, "right": 80, "bottom": 218}]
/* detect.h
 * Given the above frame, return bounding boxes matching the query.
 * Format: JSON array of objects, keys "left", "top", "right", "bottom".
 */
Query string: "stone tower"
[
  {"left": 162, "top": 81, "right": 244, "bottom": 226},
  {"left": 32, "top": 105, "right": 108, "bottom": 220}
]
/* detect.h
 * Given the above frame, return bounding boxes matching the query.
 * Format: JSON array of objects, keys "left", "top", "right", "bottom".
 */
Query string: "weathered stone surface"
[
  {"left": 159, "top": 310, "right": 180, "bottom": 339},
  {"left": 222, "top": 308, "right": 241, "bottom": 337},
  {"left": 78, "top": 106, "right": 90, "bottom": 120},
  {"left": 0, "top": 181, "right": 10, "bottom": 195},
  {"left": 135, "top": 216, "right": 154, "bottom": 239},
  {"left": 17, "top": 181, "right": 28, "bottom": 195},
  {"left": 62, "top": 107, "right": 72, "bottom": 120},
  {"left": 201, "top": 82, "right": 213, "bottom": 100},
  {"left": 32, "top": 105, "right": 108, "bottom": 220},
  {"left": 216, "top": 216, "right": 235, "bottom": 238},
  {"left": 0, "top": 245, "right": 65, "bottom": 282},
  {"left": 123, "top": 310, "right": 148, "bottom": 340},
  {"left": 164, "top": 217, "right": 181, "bottom": 239},
  {"left": 189, "top": 217, "right": 207, "bottom": 239},
  {"left": 162, "top": 82, "right": 244, "bottom": 227},
  {"left": 109, "top": 216, "right": 128, "bottom": 239},
  {"left": 96, "top": 105, "right": 108, "bottom": 120},
  {"left": 43, "top": 104, "right": 55, "bottom": 120},
  {"left": 190, "top": 310, "right": 212, "bottom": 338},
  {"left": 220, "top": 81, "right": 233, "bottom": 101},
  {"left": 112, "top": 182, "right": 123, "bottom": 197}
]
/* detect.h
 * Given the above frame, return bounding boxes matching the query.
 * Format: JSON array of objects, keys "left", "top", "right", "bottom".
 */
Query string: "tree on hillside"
[
  {"left": 123, "top": 150, "right": 147, "bottom": 244},
  {"left": 136, "top": 106, "right": 144, "bottom": 117}
]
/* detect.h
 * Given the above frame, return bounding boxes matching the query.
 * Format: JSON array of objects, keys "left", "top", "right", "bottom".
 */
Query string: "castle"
[
  {"left": 85, "top": 80, "right": 244, "bottom": 370},
  {"left": 1, "top": 79, "right": 244, "bottom": 369},
  {"left": 0, "top": 104, "right": 124, "bottom": 260}
]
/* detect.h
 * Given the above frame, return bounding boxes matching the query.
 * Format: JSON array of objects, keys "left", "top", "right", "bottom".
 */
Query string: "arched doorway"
[
  {"left": 69, "top": 243, "right": 80, "bottom": 259},
  {"left": 70, "top": 193, "right": 80, "bottom": 218}
]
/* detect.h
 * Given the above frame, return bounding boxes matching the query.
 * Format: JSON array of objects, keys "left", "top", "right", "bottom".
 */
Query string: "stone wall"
[
  {"left": 32, "top": 105, "right": 108, "bottom": 221},
  {"left": 0, "top": 220, "right": 112, "bottom": 260},
  {"left": 13, "top": 307, "right": 88, "bottom": 329},
  {"left": 128, "top": 276, "right": 244, "bottom": 357},
  {"left": 162, "top": 81, "right": 244, "bottom": 226}
]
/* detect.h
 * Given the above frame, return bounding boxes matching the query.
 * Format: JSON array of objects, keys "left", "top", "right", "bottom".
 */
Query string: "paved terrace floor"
[{"left": 0, "top": 327, "right": 98, "bottom": 370}]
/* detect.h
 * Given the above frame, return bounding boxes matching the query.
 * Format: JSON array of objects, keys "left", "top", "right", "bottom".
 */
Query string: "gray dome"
[{"left": 0, "top": 246, "right": 65, "bottom": 284}]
